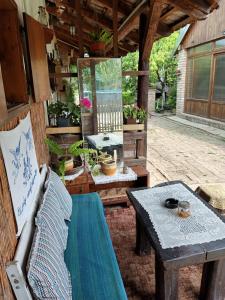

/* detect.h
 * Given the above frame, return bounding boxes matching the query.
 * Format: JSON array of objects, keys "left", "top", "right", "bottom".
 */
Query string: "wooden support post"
[
  {"left": 113, "top": 0, "right": 118, "bottom": 57},
  {"left": 74, "top": 0, "right": 84, "bottom": 57},
  {"left": 200, "top": 259, "right": 225, "bottom": 300},
  {"left": 136, "top": 215, "right": 151, "bottom": 256},
  {"left": 155, "top": 258, "right": 178, "bottom": 300},
  {"left": 90, "top": 61, "right": 98, "bottom": 134}
]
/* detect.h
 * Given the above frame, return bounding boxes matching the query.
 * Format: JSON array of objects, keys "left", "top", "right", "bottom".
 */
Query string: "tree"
[
  {"left": 122, "top": 51, "right": 139, "bottom": 105},
  {"left": 121, "top": 32, "right": 178, "bottom": 107},
  {"left": 149, "top": 31, "right": 179, "bottom": 108}
]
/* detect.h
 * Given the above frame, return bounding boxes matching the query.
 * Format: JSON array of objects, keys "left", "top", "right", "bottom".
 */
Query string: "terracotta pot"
[
  {"left": 59, "top": 155, "right": 74, "bottom": 172},
  {"left": 101, "top": 160, "right": 117, "bottom": 176},
  {"left": 98, "top": 153, "right": 112, "bottom": 165},
  {"left": 126, "top": 117, "right": 137, "bottom": 124},
  {"left": 90, "top": 42, "right": 106, "bottom": 56}
]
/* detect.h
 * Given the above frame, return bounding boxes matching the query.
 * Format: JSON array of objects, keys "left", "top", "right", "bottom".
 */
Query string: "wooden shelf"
[
  {"left": 46, "top": 126, "right": 81, "bottom": 134},
  {"left": 123, "top": 124, "right": 144, "bottom": 131}
]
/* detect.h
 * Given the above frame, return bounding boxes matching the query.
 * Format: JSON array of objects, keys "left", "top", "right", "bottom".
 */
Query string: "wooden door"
[
  {"left": 24, "top": 13, "right": 51, "bottom": 102},
  {"left": 209, "top": 53, "right": 225, "bottom": 121}
]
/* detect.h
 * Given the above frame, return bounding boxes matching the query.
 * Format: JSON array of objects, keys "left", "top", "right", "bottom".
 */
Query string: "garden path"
[{"left": 147, "top": 115, "right": 225, "bottom": 189}]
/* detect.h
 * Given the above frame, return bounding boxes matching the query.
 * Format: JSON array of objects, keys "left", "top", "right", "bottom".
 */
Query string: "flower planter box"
[
  {"left": 46, "top": 126, "right": 81, "bottom": 135},
  {"left": 123, "top": 124, "right": 144, "bottom": 131}
]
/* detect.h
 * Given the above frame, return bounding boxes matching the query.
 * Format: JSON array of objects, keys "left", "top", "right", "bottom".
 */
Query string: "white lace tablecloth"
[
  {"left": 132, "top": 183, "right": 225, "bottom": 249},
  {"left": 86, "top": 133, "right": 123, "bottom": 149},
  {"left": 92, "top": 167, "right": 137, "bottom": 185}
]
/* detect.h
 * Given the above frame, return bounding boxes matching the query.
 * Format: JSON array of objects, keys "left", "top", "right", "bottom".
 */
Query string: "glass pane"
[
  {"left": 213, "top": 54, "right": 225, "bottom": 101},
  {"left": 189, "top": 42, "right": 212, "bottom": 55},
  {"left": 192, "top": 56, "right": 211, "bottom": 99},
  {"left": 186, "top": 58, "right": 193, "bottom": 98},
  {"left": 215, "top": 38, "right": 225, "bottom": 49}
]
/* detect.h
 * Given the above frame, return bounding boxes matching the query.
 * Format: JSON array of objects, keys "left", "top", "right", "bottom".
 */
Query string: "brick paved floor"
[
  {"left": 105, "top": 116, "right": 225, "bottom": 299},
  {"left": 147, "top": 115, "right": 225, "bottom": 188},
  {"left": 106, "top": 206, "right": 202, "bottom": 300}
]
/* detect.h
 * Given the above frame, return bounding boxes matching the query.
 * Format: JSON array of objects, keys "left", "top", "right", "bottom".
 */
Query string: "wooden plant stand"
[{"left": 65, "top": 165, "right": 149, "bottom": 206}]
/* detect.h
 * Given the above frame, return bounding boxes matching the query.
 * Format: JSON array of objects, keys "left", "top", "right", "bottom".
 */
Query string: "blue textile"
[{"left": 64, "top": 193, "right": 128, "bottom": 300}]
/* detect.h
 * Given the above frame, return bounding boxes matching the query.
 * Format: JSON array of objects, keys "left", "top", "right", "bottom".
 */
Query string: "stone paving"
[
  {"left": 147, "top": 115, "right": 225, "bottom": 189},
  {"left": 105, "top": 115, "right": 225, "bottom": 299}
]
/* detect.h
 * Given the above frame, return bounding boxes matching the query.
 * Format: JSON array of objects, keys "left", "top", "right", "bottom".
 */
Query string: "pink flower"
[{"left": 80, "top": 98, "right": 92, "bottom": 109}]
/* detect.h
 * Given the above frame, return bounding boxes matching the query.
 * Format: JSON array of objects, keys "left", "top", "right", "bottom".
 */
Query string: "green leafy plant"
[
  {"left": 123, "top": 105, "right": 138, "bottom": 120},
  {"left": 137, "top": 108, "right": 148, "bottom": 124},
  {"left": 89, "top": 28, "right": 111, "bottom": 44},
  {"left": 45, "top": 138, "right": 97, "bottom": 178},
  {"left": 47, "top": 101, "right": 81, "bottom": 126}
]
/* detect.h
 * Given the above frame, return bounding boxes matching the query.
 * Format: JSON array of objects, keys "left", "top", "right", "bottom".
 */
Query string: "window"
[
  {"left": 188, "top": 42, "right": 212, "bottom": 55},
  {"left": 186, "top": 55, "right": 211, "bottom": 100},
  {"left": 213, "top": 53, "right": 225, "bottom": 101},
  {"left": 215, "top": 38, "right": 225, "bottom": 49}
]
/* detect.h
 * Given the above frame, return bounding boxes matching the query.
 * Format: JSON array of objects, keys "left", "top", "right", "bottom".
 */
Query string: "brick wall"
[
  {"left": 176, "top": 49, "right": 187, "bottom": 115},
  {"left": 148, "top": 87, "right": 156, "bottom": 113}
]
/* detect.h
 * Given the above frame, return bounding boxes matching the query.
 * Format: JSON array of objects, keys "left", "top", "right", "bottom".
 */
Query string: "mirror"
[{"left": 78, "top": 58, "right": 123, "bottom": 163}]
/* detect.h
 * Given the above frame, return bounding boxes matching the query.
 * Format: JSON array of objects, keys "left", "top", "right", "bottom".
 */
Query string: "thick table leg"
[
  {"left": 136, "top": 215, "right": 151, "bottom": 256},
  {"left": 200, "top": 259, "right": 225, "bottom": 300},
  {"left": 155, "top": 257, "right": 178, "bottom": 300}
]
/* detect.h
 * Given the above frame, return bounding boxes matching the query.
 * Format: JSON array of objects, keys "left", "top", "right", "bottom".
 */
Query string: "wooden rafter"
[
  {"left": 142, "top": 0, "right": 163, "bottom": 61},
  {"left": 166, "top": 0, "right": 208, "bottom": 19},
  {"left": 106, "top": 0, "right": 147, "bottom": 52}
]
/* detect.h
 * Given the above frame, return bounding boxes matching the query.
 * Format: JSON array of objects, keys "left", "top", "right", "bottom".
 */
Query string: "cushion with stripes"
[
  {"left": 27, "top": 226, "right": 72, "bottom": 300},
  {"left": 46, "top": 168, "right": 72, "bottom": 221},
  {"left": 36, "top": 181, "right": 68, "bottom": 250}
]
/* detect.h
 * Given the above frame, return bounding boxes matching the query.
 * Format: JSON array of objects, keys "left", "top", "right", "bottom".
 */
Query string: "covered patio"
[{"left": 0, "top": 0, "right": 223, "bottom": 300}]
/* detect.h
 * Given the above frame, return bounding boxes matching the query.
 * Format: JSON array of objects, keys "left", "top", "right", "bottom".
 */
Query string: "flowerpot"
[
  {"left": 101, "top": 160, "right": 117, "bottom": 176},
  {"left": 59, "top": 155, "right": 74, "bottom": 172},
  {"left": 98, "top": 153, "right": 112, "bottom": 165},
  {"left": 126, "top": 117, "right": 137, "bottom": 124},
  {"left": 90, "top": 42, "right": 106, "bottom": 56},
  {"left": 57, "top": 117, "right": 71, "bottom": 127}
]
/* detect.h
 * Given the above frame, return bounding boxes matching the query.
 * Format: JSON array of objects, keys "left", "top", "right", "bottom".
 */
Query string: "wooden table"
[
  {"left": 66, "top": 165, "right": 149, "bottom": 206},
  {"left": 127, "top": 181, "right": 225, "bottom": 300}
]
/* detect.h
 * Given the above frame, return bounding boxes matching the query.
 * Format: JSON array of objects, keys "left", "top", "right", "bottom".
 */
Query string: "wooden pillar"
[
  {"left": 74, "top": 0, "right": 84, "bottom": 57},
  {"left": 137, "top": 14, "right": 149, "bottom": 110},
  {"left": 90, "top": 61, "right": 98, "bottom": 134},
  {"left": 113, "top": 0, "right": 118, "bottom": 57}
]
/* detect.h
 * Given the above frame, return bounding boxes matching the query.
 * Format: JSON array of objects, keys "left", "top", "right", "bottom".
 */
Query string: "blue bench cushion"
[{"left": 64, "top": 193, "right": 127, "bottom": 300}]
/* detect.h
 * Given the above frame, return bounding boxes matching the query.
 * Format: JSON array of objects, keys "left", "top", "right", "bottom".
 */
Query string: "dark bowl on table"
[{"left": 165, "top": 198, "right": 179, "bottom": 209}]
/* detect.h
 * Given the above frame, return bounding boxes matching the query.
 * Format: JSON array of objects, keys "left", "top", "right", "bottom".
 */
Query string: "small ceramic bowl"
[{"left": 165, "top": 198, "right": 179, "bottom": 209}]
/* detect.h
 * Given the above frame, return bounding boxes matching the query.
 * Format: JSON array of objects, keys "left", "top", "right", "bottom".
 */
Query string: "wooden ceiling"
[{"left": 45, "top": 0, "right": 220, "bottom": 59}]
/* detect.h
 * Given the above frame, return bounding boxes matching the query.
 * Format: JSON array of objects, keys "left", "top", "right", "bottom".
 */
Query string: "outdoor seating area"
[{"left": 0, "top": 0, "right": 225, "bottom": 300}]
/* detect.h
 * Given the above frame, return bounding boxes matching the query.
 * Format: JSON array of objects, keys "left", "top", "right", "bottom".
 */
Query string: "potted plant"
[
  {"left": 137, "top": 107, "right": 148, "bottom": 124},
  {"left": 123, "top": 105, "right": 138, "bottom": 124},
  {"left": 47, "top": 101, "right": 81, "bottom": 127},
  {"left": 89, "top": 28, "right": 111, "bottom": 56},
  {"left": 45, "top": 138, "right": 97, "bottom": 179}
]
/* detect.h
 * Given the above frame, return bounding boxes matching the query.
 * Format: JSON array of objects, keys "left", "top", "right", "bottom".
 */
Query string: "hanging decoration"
[{"left": 0, "top": 113, "right": 41, "bottom": 236}]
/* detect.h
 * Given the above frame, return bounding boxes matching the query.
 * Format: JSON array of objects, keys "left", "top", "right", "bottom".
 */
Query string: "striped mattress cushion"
[
  {"left": 46, "top": 169, "right": 72, "bottom": 221},
  {"left": 27, "top": 226, "right": 72, "bottom": 300},
  {"left": 36, "top": 181, "right": 68, "bottom": 250}
]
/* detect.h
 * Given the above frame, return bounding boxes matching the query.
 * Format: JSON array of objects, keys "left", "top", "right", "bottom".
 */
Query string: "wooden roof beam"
[
  {"left": 106, "top": 0, "right": 147, "bottom": 52},
  {"left": 91, "top": 0, "right": 128, "bottom": 17},
  {"left": 141, "top": 0, "right": 163, "bottom": 61},
  {"left": 165, "top": 0, "right": 208, "bottom": 19}
]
